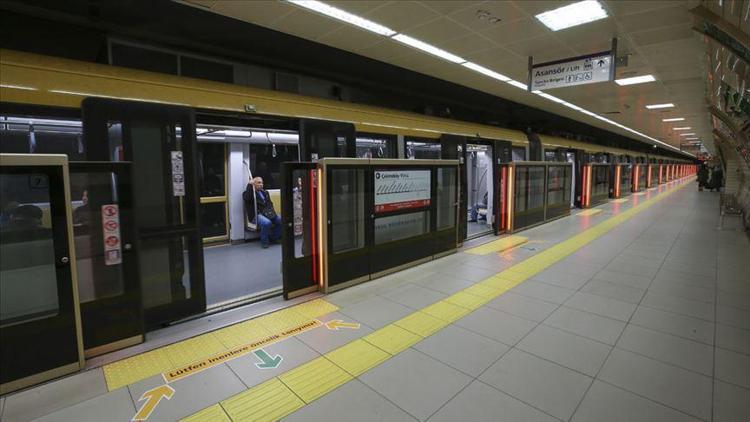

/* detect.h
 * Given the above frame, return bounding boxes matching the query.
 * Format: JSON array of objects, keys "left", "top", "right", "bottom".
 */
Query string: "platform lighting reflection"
[
  {"left": 645, "top": 103, "right": 675, "bottom": 109},
  {"left": 679, "top": 133, "right": 696, "bottom": 136},
  {"left": 672, "top": 127, "right": 691, "bottom": 131},
  {"left": 286, "top": 0, "right": 396, "bottom": 36},
  {"left": 392, "top": 34, "right": 466, "bottom": 64},
  {"left": 535, "top": 0, "right": 608, "bottom": 31},
  {"left": 614, "top": 75, "right": 656, "bottom": 86},
  {"left": 662, "top": 118, "right": 685, "bottom": 122}
]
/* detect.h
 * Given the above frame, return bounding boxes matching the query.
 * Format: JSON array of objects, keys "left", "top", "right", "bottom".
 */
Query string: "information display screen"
[{"left": 374, "top": 170, "right": 431, "bottom": 213}]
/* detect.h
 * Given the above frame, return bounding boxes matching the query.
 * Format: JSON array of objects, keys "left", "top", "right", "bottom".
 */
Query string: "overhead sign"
[
  {"left": 530, "top": 51, "right": 614, "bottom": 91},
  {"left": 101, "top": 204, "right": 122, "bottom": 266},
  {"left": 374, "top": 170, "right": 431, "bottom": 213}
]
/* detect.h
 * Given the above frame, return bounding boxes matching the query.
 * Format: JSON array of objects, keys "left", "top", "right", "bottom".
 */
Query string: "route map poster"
[{"left": 374, "top": 170, "right": 431, "bottom": 213}]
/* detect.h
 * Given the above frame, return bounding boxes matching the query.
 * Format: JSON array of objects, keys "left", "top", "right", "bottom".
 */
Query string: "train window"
[
  {"left": 248, "top": 144, "right": 298, "bottom": 190},
  {"left": 512, "top": 147, "right": 526, "bottom": 161},
  {"left": 0, "top": 172, "right": 59, "bottom": 325},
  {"left": 0, "top": 116, "right": 84, "bottom": 160},
  {"left": 198, "top": 143, "right": 226, "bottom": 197},
  {"left": 405, "top": 138, "right": 441, "bottom": 159},
  {"left": 528, "top": 166, "right": 546, "bottom": 209},
  {"left": 546, "top": 166, "right": 570, "bottom": 206},
  {"left": 356, "top": 133, "right": 396, "bottom": 158},
  {"left": 329, "top": 168, "right": 365, "bottom": 253},
  {"left": 544, "top": 151, "right": 557, "bottom": 162},
  {"left": 593, "top": 166, "right": 608, "bottom": 196},
  {"left": 180, "top": 56, "right": 234, "bottom": 84},
  {"left": 111, "top": 42, "right": 178, "bottom": 75}
]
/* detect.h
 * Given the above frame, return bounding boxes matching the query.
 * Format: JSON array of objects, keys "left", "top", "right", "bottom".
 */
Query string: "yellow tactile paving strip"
[
  {"left": 577, "top": 209, "right": 603, "bottom": 216},
  {"left": 466, "top": 235, "right": 528, "bottom": 255},
  {"left": 180, "top": 180, "right": 690, "bottom": 421},
  {"left": 103, "top": 298, "right": 339, "bottom": 391}
]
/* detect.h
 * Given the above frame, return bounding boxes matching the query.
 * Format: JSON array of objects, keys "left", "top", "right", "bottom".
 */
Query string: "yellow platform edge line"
[{"left": 178, "top": 180, "right": 691, "bottom": 421}]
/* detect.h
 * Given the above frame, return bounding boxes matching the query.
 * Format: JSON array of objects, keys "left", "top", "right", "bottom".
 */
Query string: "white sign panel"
[
  {"left": 374, "top": 170, "right": 431, "bottom": 213},
  {"left": 531, "top": 53, "right": 612, "bottom": 91},
  {"left": 101, "top": 204, "right": 122, "bottom": 266},
  {"left": 171, "top": 151, "right": 185, "bottom": 197}
]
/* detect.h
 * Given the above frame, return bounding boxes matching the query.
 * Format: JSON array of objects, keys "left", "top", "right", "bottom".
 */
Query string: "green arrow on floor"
[{"left": 253, "top": 349, "right": 282, "bottom": 369}]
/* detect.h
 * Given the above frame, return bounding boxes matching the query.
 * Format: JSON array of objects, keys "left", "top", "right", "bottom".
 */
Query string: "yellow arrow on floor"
[
  {"left": 325, "top": 320, "right": 360, "bottom": 331},
  {"left": 132, "top": 384, "right": 175, "bottom": 421}
]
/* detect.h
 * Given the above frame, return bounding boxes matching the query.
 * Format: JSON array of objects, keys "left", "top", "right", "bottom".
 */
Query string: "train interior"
[{"left": 466, "top": 143, "right": 493, "bottom": 238}]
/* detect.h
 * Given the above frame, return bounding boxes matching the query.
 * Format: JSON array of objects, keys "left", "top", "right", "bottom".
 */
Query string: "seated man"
[{"left": 244, "top": 176, "right": 281, "bottom": 248}]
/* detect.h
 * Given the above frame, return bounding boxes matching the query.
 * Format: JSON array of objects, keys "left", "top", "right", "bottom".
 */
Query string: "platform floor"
[{"left": 1, "top": 177, "right": 748, "bottom": 422}]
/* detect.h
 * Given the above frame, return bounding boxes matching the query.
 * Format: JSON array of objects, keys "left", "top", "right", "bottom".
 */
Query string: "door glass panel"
[
  {"left": 70, "top": 171, "right": 126, "bottom": 303},
  {"left": 140, "top": 234, "right": 193, "bottom": 308},
  {"left": 547, "top": 166, "right": 569, "bottom": 206},
  {"left": 330, "top": 168, "right": 365, "bottom": 253},
  {"left": 292, "top": 169, "right": 313, "bottom": 259},
  {"left": 374, "top": 211, "right": 429, "bottom": 244},
  {"left": 0, "top": 172, "right": 59, "bottom": 324},
  {"left": 198, "top": 143, "right": 225, "bottom": 197},
  {"left": 436, "top": 167, "right": 456, "bottom": 229},
  {"left": 593, "top": 166, "right": 608, "bottom": 195}
]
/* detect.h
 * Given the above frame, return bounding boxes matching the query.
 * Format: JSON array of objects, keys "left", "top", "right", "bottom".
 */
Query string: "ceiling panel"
[
  {"left": 418, "top": 0, "right": 483, "bottom": 16},
  {"left": 315, "top": 25, "right": 389, "bottom": 53},
  {"left": 446, "top": 1, "right": 526, "bottom": 32},
  {"left": 267, "top": 10, "right": 340, "bottom": 39},
  {"left": 405, "top": 17, "right": 473, "bottom": 43},
  {"left": 617, "top": 4, "right": 694, "bottom": 33},
  {"left": 630, "top": 24, "right": 696, "bottom": 46},
  {"left": 363, "top": 1, "right": 441, "bottom": 32},
  {"left": 505, "top": 35, "right": 576, "bottom": 63},
  {"left": 210, "top": 1, "right": 296, "bottom": 26},
  {"left": 604, "top": 1, "right": 687, "bottom": 17},
  {"left": 478, "top": 16, "right": 550, "bottom": 45}
]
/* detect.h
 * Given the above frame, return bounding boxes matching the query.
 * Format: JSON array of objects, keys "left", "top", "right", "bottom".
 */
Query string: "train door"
[
  {"left": 466, "top": 141, "right": 493, "bottom": 239},
  {"left": 68, "top": 162, "right": 143, "bottom": 356},
  {"left": 83, "top": 98, "right": 205, "bottom": 328},
  {"left": 440, "top": 134, "right": 467, "bottom": 243}
]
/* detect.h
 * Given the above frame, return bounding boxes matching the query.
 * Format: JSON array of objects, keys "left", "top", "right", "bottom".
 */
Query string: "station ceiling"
[{"left": 180, "top": 0, "right": 711, "bottom": 155}]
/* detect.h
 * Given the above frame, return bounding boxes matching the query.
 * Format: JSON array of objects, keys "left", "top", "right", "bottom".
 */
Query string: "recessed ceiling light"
[
  {"left": 462, "top": 62, "right": 510, "bottom": 81},
  {"left": 615, "top": 75, "right": 656, "bottom": 86},
  {"left": 535, "top": 0, "right": 608, "bottom": 31},
  {"left": 662, "top": 118, "right": 685, "bottom": 122},
  {"left": 506, "top": 79, "right": 528, "bottom": 90},
  {"left": 645, "top": 103, "right": 674, "bottom": 109},
  {"left": 679, "top": 133, "right": 696, "bottom": 136},
  {"left": 286, "top": 0, "right": 396, "bottom": 36},
  {"left": 672, "top": 127, "right": 692, "bottom": 130},
  {"left": 392, "top": 34, "right": 466, "bottom": 63}
]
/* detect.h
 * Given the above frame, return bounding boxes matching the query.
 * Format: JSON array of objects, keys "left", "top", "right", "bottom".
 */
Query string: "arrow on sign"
[
  {"left": 597, "top": 59, "right": 605, "bottom": 67},
  {"left": 325, "top": 320, "right": 360, "bottom": 331},
  {"left": 253, "top": 349, "right": 282, "bottom": 369},
  {"left": 132, "top": 384, "right": 175, "bottom": 421}
]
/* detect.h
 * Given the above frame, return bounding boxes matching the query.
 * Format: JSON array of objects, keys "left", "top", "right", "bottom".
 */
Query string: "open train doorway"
[
  {"left": 466, "top": 142, "right": 493, "bottom": 239},
  {"left": 196, "top": 116, "right": 299, "bottom": 309}
]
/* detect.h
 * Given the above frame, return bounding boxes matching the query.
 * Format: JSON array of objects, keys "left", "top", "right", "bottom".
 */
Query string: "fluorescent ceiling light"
[
  {"left": 534, "top": 91, "right": 566, "bottom": 103},
  {"left": 679, "top": 133, "right": 696, "bottom": 136},
  {"left": 672, "top": 127, "right": 692, "bottom": 130},
  {"left": 685, "top": 137, "right": 699, "bottom": 140},
  {"left": 286, "top": 0, "right": 396, "bottom": 36},
  {"left": 615, "top": 75, "right": 656, "bottom": 86},
  {"left": 462, "top": 62, "right": 510, "bottom": 81},
  {"left": 505, "top": 79, "right": 528, "bottom": 90},
  {"left": 222, "top": 130, "right": 251, "bottom": 137},
  {"left": 662, "top": 118, "right": 685, "bottom": 122},
  {"left": 645, "top": 103, "right": 674, "bottom": 109},
  {"left": 392, "top": 34, "right": 466, "bottom": 64},
  {"left": 535, "top": 0, "right": 608, "bottom": 31}
]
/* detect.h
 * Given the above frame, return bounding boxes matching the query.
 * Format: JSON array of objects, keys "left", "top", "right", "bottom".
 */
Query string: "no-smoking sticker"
[{"left": 101, "top": 204, "right": 122, "bottom": 266}]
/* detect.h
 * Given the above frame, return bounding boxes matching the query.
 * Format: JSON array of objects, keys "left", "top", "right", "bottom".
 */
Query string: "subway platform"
[{"left": 1, "top": 177, "right": 748, "bottom": 422}]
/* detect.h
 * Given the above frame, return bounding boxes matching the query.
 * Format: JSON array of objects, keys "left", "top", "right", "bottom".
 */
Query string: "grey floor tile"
[
  {"left": 2, "top": 368, "right": 107, "bottom": 422},
  {"left": 660, "top": 260, "right": 716, "bottom": 278},
  {"left": 485, "top": 292, "right": 559, "bottom": 323},
  {"left": 604, "top": 262, "right": 659, "bottom": 279},
  {"left": 454, "top": 306, "right": 536, "bottom": 346},
  {"left": 127, "top": 364, "right": 245, "bottom": 422},
  {"left": 414, "top": 273, "right": 475, "bottom": 295},
  {"left": 283, "top": 379, "right": 417, "bottom": 422},
  {"left": 715, "top": 347, "right": 750, "bottom": 389},
  {"left": 713, "top": 380, "right": 750, "bottom": 422},
  {"left": 438, "top": 264, "right": 498, "bottom": 283},
  {"left": 630, "top": 306, "right": 714, "bottom": 345},
  {"left": 360, "top": 349, "right": 472, "bottom": 421},
  {"left": 648, "top": 281, "right": 715, "bottom": 304},
  {"left": 610, "top": 255, "right": 664, "bottom": 270},
  {"left": 592, "top": 270, "right": 653, "bottom": 289},
  {"left": 380, "top": 283, "right": 448, "bottom": 310},
  {"left": 571, "top": 380, "right": 701, "bottom": 422},
  {"left": 564, "top": 292, "right": 636, "bottom": 322},
  {"left": 413, "top": 325, "right": 509, "bottom": 377},
  {"left": 0, "top": 396, "right": 5, "bottom": 420},
  {"left": 530, "top": 269, "right": 590, "bottom": 290},
  {"left": 34, "top": 387, "right": 135, "bottom": 422},
  {"left": 546, "top": 261, "right": 601, "bottom": 279},
  {"left": 227, "top": 337, "right": 319, "bottom": 388},
  {"left": 544, "top": 307, "right": 626, "bottom": 345},
  {"left": 582, "top": 279, "right": 646, "bottom": 304},
  {"left": 616, "top": 325, "right": 714, "bottom": 376},
  {"left": 510, "top": 280, "right": 575, "bottom": 304},
  {"left": 654, "top": 269, "right": 715, "bottom": 288},
  {"left": 428, "top": 380, "right": 558, "bottom": 422},
  {"left": 717, "top": 290, "right": 750, "bottom": 312},
  {"left": 517, "top": 324, "right": 611, "bottom": 376},
  {"left": 296, "top": 311, "right": 372, "bottom": 354},
  {"left": 598, "top": 349, "right": 712, "bottom": 420},
  {"left": 717, "top": 305, "right": 750, "bottom": 330},
  {"left": 339, "top": 295, "right": 414, "bottom": 329},
  {"left": 479, "top": 349, "right": 592, "bottom": 421},
  {"left": 716, "top": 323, "right": 750, "bottom": 355},
  {"left": 641, "top": 292, "right": 715, "bottom": 321}
]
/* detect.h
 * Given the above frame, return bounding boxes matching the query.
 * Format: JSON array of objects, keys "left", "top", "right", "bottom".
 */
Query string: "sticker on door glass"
[
  {"left": 101, "top": 204, "right": 122, "bottom": 266},
  {"left": 171, "top": 151, "right": 185, "bottom": 196}
]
